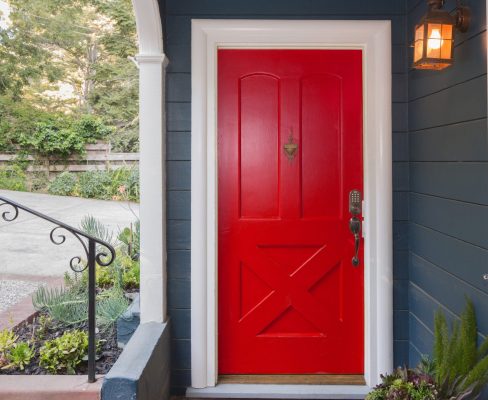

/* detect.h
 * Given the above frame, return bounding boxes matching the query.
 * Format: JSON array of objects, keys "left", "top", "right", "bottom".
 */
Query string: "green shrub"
[
  {"left": 39, "top": 330, "right": 89, "bottom": 374},
  {"left": 107, "top": 167, "right": 139, "bottom": 201},
  {"left": 0, "top": 329, "right": 18, "bottom": 369},
  {"left": 429, "top": 299, "right": 488, "bottom": 399},
  {"left": 0, "top": 329, "right": 18, "bottom": 355},
  {"left": 72, "top": 115, "right": 113, "bottom": 143},
  {"left": 45, "top": 167, "right": 140, "bottom": 201},
  {"left": 122, "top": 259, "right": 140, "bottom": 289},
  {"left": 0, "top": 166, "right": 27, "bottom": 191},
  {"left": 4, "top": 342, "right": 34, "bottom": 371},
  {"left": 366, "top": 367, "right": 438, "bottom": 400},
  {"left": 109, "top": 128, "right": 139, "bottom": 153},
  {"left": 17, "top": 115, "right": 112, "bottom": 158},
  {"left": 19, "top": 121, "right": 86, "bottom": 158},
  {"left": 48, "top": 171, "right": 78, "bottom": 196},
  {"left": 77, "top": 170, "right": 112, "bottom": 198},
  {"left": 96, "top": 264, "right": 116, "bottom": 288}
]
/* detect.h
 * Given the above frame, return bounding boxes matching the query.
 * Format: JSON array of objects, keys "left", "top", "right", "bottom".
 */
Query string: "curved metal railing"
[{"left": 0, "top": 195, "right": 116, "bottom": 383}]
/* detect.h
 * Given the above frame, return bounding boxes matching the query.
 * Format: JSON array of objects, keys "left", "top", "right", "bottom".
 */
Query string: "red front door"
[{"left": 218, "top": 50, "right": 364, "bottom": 375}]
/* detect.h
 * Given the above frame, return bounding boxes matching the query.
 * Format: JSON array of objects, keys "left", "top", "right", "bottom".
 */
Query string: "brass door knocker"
[{"left": 283, "top": 132, "right": 298, "bottom": 161}]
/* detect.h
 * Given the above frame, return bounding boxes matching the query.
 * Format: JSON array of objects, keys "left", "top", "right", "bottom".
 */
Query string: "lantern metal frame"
[{"left": 413, "top": 0, "right": 470, "bottom": 70}]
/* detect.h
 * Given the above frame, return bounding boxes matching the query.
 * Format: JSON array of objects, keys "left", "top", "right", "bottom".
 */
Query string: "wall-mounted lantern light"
[{"left": 413, "top": 0, "right": 470, "bottom": 70}]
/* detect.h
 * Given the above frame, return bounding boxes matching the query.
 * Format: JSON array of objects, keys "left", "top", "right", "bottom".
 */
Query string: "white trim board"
[{"left": 190, "top": 19, "right": 393, "bottom": 395}]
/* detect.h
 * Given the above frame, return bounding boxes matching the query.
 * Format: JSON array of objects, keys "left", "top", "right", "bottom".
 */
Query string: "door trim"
[{"left": 191, "top": 19, "right": 393, "bottom": 391}]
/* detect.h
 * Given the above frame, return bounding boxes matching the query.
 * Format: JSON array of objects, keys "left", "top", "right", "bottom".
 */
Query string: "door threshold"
[
  {"left": 186, "top": 383, "right": 370, "bottom": 399},
  {"left": 219, "top": 375, "right": 365, "bottom": 385}
]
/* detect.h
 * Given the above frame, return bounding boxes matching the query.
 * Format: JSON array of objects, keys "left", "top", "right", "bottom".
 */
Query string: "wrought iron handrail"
[{"left": 0, "top": 195, "right": 116, "bottom": 383}]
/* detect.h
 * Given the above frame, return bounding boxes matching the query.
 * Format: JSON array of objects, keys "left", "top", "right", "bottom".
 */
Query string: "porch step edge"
[{"left": 186, "top": 384, "right": 369, "bottom": 399}]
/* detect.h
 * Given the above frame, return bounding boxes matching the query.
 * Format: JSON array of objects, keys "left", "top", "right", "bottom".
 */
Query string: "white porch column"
[
  {"left": 131, "top": 0, "right": 167, "bottom": 324},
  {"left": 138, "top": 54, "right": 168, "bottom": 323}
]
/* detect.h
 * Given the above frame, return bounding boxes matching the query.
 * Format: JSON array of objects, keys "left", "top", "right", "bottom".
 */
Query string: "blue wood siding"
[
  {"left": 407, "top": 0, "right": 488, "bottom": 367},
  {"left": 161, "top": 0, "right": 409, "bottom": 393}
]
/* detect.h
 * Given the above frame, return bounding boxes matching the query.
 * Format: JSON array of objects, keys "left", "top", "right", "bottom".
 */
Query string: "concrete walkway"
[{"left": 0, "top": 190, "right": 139, "bottom": 277}]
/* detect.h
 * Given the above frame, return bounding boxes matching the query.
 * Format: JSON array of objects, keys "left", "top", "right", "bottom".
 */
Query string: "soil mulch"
[{"left": 1, "top": 311, "right": 122, "bottom": 375}]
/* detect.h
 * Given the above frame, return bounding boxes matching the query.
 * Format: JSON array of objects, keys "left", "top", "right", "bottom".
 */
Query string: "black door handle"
[{"left": 349, "top": 216, "right": 361, "bottom": 267}]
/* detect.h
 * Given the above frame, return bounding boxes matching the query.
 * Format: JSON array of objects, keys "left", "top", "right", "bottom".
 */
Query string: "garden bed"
[
  {"left": 1, "top": 311, "right": 122, "bottom": 375},
  {"left": 0, "top": 215, "right": 140, "bottom": 378}
]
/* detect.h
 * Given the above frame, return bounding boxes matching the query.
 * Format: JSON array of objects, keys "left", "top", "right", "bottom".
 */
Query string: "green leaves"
[
  {"left": 0, "top": 328, "right": 18, "bottom": 355},
  {"left": 39, "top": 330, "right": 89, "bottom": 374},
  {"left": 17, "top": 114, "right": 111, "bottom": 158},
  {"left": 366, "top": 367, "right": 438, "bottom": 400},
  {"left": 48, "top": 171, "right": 78, "bottom": 196},
  {"left": 0, "top": 329, "right": 33, "bottom": 371},
  {"left": 4, "top": 342, "right": 34, "bottom": 371},
  {"left": 47, "top": 167, "right": 140, "bottom": 201},
  {"left": 432, "top": 299, "right": 488, "bottom": 399}
]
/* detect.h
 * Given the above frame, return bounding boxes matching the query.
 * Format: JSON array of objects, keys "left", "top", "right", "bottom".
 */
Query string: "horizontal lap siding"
[
  {"left": 162, "top": 0, "right": 408, "bottom": 392},
  {"left": 407, "top": 0, "right": 488, "bottom": 367}
]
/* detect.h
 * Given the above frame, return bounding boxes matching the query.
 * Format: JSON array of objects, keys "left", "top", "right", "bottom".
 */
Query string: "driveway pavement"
[{"left": 0, "top": 190, "right": 139, "bottom": 277}]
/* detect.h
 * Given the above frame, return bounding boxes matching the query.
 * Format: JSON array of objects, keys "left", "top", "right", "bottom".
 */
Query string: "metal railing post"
[{"left": 88, "top": 239, "right": 96, "bottom": 383}]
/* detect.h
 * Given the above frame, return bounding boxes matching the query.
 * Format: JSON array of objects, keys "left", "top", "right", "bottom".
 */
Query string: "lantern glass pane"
[
  {"left": 441, "top": 24, "right": 453, "bottom": 40},
  {"left": 440, "top": 37, "right": 453, "bottom": 60},
  {"left": 427, "top": 23, "right": 442, "bottom": 58},
  {"left": 414, "top": 25, "right": 424, "bottom": 62},
  {"left": 415, "top": 24, "right": 424, "bottom": 41},
  {"left": 414, "top": 40, "right": 424, "bottom": 62}
]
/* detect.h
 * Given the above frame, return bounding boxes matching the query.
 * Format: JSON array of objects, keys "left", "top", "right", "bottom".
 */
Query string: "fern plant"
[{"left": 430, "top": 299, "right": 488, "bottom": 399}]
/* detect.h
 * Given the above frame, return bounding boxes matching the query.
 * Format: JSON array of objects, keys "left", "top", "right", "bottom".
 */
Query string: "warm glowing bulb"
[{"left": 428, "top": 28, "right": 442, "bottom": 50}]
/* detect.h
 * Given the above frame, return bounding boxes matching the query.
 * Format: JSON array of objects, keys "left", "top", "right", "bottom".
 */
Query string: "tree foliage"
[{"left": 0, "top": 0, "right": 139, "bottom": 153}]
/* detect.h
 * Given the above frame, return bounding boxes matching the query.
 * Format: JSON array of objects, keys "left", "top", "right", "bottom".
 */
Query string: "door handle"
[
  {"left": 349, "top": 217, "right": 361, "bottom": 266},
  {"left": 349, "top": 190, "right": 362, "bottom": 267}
]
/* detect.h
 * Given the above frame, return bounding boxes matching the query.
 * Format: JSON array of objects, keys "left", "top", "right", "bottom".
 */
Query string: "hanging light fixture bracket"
[{"left": 454, "top": 5, "right": 470, "bottom": 33}]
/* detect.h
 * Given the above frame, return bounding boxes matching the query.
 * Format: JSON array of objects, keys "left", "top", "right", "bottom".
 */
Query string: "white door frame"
[{"left": 190, "top": 19, "right": 393, "bottom": 394}]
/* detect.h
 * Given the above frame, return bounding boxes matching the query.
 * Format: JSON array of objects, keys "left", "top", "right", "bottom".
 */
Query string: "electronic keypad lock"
[
  {"left": 349, "top": 190, "right": 362, "bottom": 267},
  {"left": 349, "top": 190, "right": 362, "bottom": 216}
]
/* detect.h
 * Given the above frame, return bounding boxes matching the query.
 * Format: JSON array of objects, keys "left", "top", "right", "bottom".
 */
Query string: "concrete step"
[{"left": 0, "top": 375, "right": 103, "bottom": 400}]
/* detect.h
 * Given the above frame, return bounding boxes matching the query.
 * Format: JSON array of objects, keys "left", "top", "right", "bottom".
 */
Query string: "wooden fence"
[{"left": 0, "top": 142, "right": 139, "bottom": 175}]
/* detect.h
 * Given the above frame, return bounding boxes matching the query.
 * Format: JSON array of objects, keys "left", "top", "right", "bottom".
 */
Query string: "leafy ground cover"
[
  {"left": 0, "top": 313, "right": 121, "bottom": 375},
  {"left": 49, "top": 168, "right": 139, "bottom": 202},
  {"left": 0, "top": 166, "right": 139, "bottom": 202}
]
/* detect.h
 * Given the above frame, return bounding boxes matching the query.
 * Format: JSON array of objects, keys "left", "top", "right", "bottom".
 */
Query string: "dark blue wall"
[
  {"left": 161, "top": 0, "right": 410, "bottom": 393},
  {"left": 407, "top": 0, "right": 488, "bottom": 366}
]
